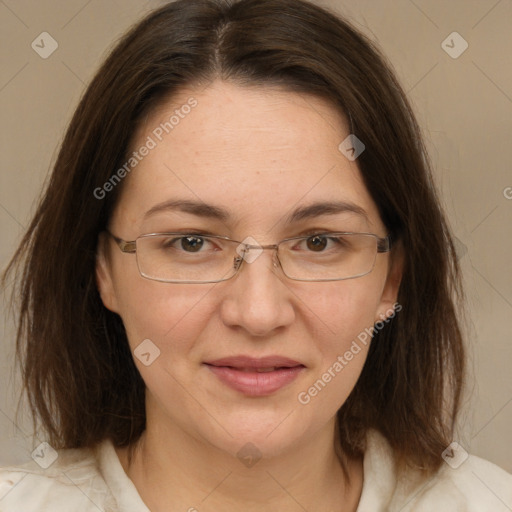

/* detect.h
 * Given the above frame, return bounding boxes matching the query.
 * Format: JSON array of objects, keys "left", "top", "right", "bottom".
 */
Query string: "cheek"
[
  {"left": 112, "top": 272, "right": 217, "bottom": 355},
  {"left": 303, "top": 275, "right": 384, "bottom": 345},
  {"left": 295, "top": 278, "right": 383, "bottom": 407}
]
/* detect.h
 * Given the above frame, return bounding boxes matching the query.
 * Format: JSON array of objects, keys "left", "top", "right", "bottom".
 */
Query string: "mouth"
[
  {"left": 231, "top": 366, "right": 292, "bottom": 372},
  {"left": 204, "top": 355, "right": 304, "bottom": 370},
  {"left": 203, "top": 356, "right": 305, "bottom": 396}
]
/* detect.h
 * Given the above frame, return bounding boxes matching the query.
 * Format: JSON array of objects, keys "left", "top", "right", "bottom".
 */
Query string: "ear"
[
  {"left": 375, "top": 240, "right": 404, "bottom": 323},
  {"left": 95, "top": 232, "right": 120, "bottom": 313}
]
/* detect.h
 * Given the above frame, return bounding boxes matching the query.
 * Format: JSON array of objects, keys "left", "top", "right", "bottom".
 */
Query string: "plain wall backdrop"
[{"left": 1, "top": 0, "right": 511, "bottom": 475}]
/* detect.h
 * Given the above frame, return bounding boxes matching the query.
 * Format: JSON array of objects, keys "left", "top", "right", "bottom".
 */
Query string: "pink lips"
[{"left": 204, "top": 356, "right": 305, "bottom": 396}]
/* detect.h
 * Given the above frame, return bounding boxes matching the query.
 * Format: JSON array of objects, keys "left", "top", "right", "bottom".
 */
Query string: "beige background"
[{"left": 1, "top": 0, "right": 511, "bottom": 476}]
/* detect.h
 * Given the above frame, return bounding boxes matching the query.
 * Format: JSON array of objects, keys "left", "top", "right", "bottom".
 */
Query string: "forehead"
[{"left": 113, "top": 80, "right": 383, "bottom": 235}]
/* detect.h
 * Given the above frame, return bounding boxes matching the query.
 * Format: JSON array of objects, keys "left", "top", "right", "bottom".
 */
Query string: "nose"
[{"left": 219, "top": 246, "right": 296, "bottom": 337}]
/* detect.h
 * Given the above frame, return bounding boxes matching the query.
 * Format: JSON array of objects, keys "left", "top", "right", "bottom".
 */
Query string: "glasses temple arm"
[{"left": 105, "top": 230, "right": 137, "bottom": 253}]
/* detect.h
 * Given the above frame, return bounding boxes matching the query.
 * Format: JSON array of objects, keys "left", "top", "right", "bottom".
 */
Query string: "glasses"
[{"left": 106, "top": 231, "right": 391, "bottom": 283}]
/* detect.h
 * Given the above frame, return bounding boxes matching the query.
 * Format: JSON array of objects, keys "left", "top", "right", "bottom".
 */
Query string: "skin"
[{"left": 96, "top": 80, "right": 402, "bottom": 511}]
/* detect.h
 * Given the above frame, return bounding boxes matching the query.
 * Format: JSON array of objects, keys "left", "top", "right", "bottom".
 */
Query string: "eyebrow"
[
  {"left": 143, "top": 199, "right": 368, "bottom": 223},
  {"left": 285, "top": 200, "right": 368, "bottom": 224},
  {"left": 144, "top": 199, "right": 230, "bottom": 222}
]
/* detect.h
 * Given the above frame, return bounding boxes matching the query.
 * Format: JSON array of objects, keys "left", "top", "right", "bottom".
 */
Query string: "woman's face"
[{"left": 96, "top": 80, "right": 401, "bottom": 459}]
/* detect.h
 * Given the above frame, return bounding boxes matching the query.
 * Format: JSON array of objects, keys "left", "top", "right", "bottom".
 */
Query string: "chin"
[{"left": 195, "top": 409, "right": 317, "bottom": 461}]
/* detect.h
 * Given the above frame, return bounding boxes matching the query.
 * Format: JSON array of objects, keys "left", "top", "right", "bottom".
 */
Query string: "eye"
[
  {"left": 306, "top": 235, "right": 328, "bottom": 252},
  {"left": 302, "top": 234, "right": 348, "bottom": 252},
  {"left": 180, "top": 236, "right": 205, "bottom": 252},
  {"left": 290, "top": 233, "right": 352, "bottom": 254},
  {"left": 162, "top": 235, "right": 212, "bottom": 253}
]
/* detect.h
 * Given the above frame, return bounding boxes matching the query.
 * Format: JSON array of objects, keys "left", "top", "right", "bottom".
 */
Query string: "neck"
[{"left": 116, "top": 414, "right": 362, "bottom": 511}]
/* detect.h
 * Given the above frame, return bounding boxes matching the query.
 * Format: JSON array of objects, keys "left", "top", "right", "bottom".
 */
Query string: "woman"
[{"left": 1, "top": 0, "right": 511, "bottom": 510}]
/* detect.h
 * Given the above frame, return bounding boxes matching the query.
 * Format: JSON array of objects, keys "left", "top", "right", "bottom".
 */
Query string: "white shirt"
[{"left": 1, "top": 429, "right": 511, "bottom": 511}]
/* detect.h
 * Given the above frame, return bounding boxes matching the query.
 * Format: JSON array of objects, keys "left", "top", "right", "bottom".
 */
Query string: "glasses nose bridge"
[
  {"left": 256, "top": 243, "right": 279, "bottom": 251},
  {"left": 233, "top": 242, "right": 281, "bottom": 274}
]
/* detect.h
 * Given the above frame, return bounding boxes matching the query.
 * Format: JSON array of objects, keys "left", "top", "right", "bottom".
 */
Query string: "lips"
[
  {"left": 203, "top": 356, "right": 305, "bottom": 396},
  {"left": 204, "top": 355, "right": 304, "bottom": 370}
]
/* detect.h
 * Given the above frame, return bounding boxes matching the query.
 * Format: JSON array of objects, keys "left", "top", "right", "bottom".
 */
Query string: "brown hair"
[{"left": 3, "top": 0, "right": 465, "bottom": 474}]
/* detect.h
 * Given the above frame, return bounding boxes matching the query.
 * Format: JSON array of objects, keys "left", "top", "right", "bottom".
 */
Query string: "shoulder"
[
  {"left": 0, "top": 441, "right": 117, "bottom": 512},
  {"left": 360, "top": 430, "right": 512, "bottom": 512},
  {"left": 400, "top": 451, "right": 512, "bottom": 511}
]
